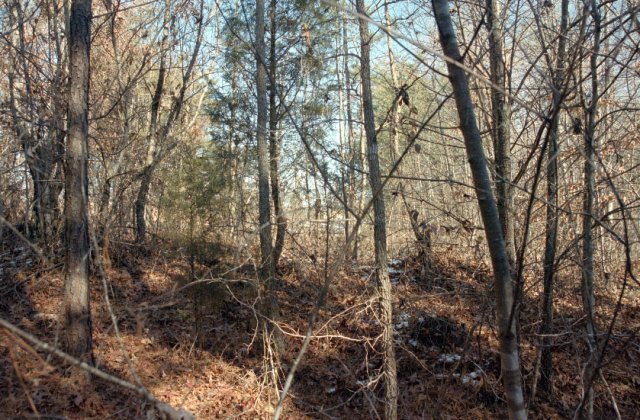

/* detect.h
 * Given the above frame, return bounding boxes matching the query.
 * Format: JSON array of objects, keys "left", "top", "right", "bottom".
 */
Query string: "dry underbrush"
[{"left": 1, "top": 241, "right": 638, "bottom": 418}]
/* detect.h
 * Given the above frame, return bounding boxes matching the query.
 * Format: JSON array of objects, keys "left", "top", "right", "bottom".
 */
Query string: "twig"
[
  {"left": 600, "top": 370, "right": 621, "bottom": 420},
  {"left": 0, "top": 317, "right": 194, "bottom": 420},
  {"left": 89, "top": 229, "right": 145, "bottom": 389},
  {"left": 7, "top": 339, "right": 40, "bottom": 416}
]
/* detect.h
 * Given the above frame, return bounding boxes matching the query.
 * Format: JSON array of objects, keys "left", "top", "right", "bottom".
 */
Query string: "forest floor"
[{"left": 1, "top": 239, "right": 639, "bottom": 419}]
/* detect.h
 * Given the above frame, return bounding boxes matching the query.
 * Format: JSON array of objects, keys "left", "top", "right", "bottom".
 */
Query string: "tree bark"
[
  {"left": 356, "top": 1, "right": 398, "bottom": 418},
  {"left": 343, "top": 4, "right": 358, "bottom": 263},
  {"left": 486, "top": 0, "right": 515, "bottom": 266},
  {"left": 135, "top": 0, "right": 169, "bottom": 244},
  {"left": 335, "top": 12, "right": 350, "bottom": 259},
  {"left": 256, "top": 0, "right": 281, "bottom": 358},
  {"left": 135, "top": 166, "right": 154, "bottom": 244},
  {"left": 269, "top": 0, "right": 286, "bottom": 269},
  {"left": 256, "top": 0, "right": 273, "bottom": 288},
  {"left": 432, "top": 1, "right": 525, "bottom": 418},
  {"left": 63, "top": 0, "right": 93, "bottom": 363},
  {"left": 578, "top": 2, "right": 602, "bottom": 418},
  {"left": 384, "top": 0, "right": 400, "bottom": 161},
  {"left": 539, "top": 0, "right": 570, "bottom": 395}
]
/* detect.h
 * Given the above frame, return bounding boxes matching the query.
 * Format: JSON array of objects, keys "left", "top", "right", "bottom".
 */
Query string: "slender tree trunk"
[
  {"left": 97, "top": 10, "right": 130, "bottom": 256},
  {"left": 383, "top": 0, "right": 400, "bottom": 162},
  {"left": 134, "top": 0, "right": 203, "bottom": 243},
  {"left": 539, "top": 94, "right": 561, "bottom": 396},
  {"left": 432, "top": 1, "right": 525, "bottom": 418},
  {"left": 356, "top": 105, "right": 367, "bottom": 262},
  {"left": 356, "top": 1, "right": 397, "bottom": 418},
  {"left": 8, "top": 0, "right": 65, "bottom": 246},
  {"left": 486, "top": 0, "right": 515, "bottom": 266},
  {"left": 135, "top": 0, "right": 169, "bottom": 243},
  {"left": 335, "top": 14, "right": 350, "bottom": 258},
  {"left": 578, "top": 2, "right": 601, "bottom": 418},
  {"left": 539, "top": 0, "right": 570, "bottom": 396},
  {"left": 256, "top": 0, "right": 271, "bottom": 276},
  {"left": 235, "top": 146, "right": 247, "bottom": 246},
  {"left": 255, "top": 0, "right": 281, "bottom": 360},
  {"left": 343, "top": 5, "right": 358, "bottom": 263},
  {"left": 269, "top": 0, "right": 286, "bottom": 268},
  {"left": 63, "top": 0, "right": 93, "bottom": 363},
  {"left": 47, "top": 0, "right": 68, "bottom": 245},
  {"left": 135, "top": 167, "right": 154, "bottom": 244}
]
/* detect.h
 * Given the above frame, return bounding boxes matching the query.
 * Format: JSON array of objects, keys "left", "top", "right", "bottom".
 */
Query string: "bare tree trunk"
[
  {"left": 539, "top": 82, "right": 561, "bottom": 396},
  {"left": 343, "top": 5, "right": 358, "bottom": 263},
  {"left": 486, "top": 0, "right": 515, "bottom": 266},
  {"left": 255, "top": 0, "right": 281, "bottom": 362},
  {"left": 235, "top": 148, "right": 247, "bottom": 246},
  {"left": 539, "top": 0, "right": 570, "bottom": 396},
  {"left": 431, "top": 1, "right": 525, "bottom": 418},
  {"left": 356, "top": 105, "right": 367, "bottom": 262},
  {"left": 63, "top": 0, "right": 93, "bottom": 363},
  {"left": 7, "top": 0, "right": 65, "bottom": 246},
  {"left": 135, "top": 0, "right": 169, "bottom": 244},
  {"left": 269, "top": 0, "right": 286, "bottom": 268},
  {"left": 356, "top": 1, "right": 397, "bottom": 418},
  {"left": 578, "top": 2, "right": 602, "bottom": 418},
  {"left": 134, "top": 167, "right": 154, "bottom": 244},
  {"left": 383, "top": 0, "right": 400, "bottom": 161},
  {"left": 256, "top": 0, "right": 271, "bottom": 273},
  {"left": 134, "top": 0, "right": 203, "bottom": 243},
  {"left": 335, "top": 13, "right": 350, "bottom": 259}
]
